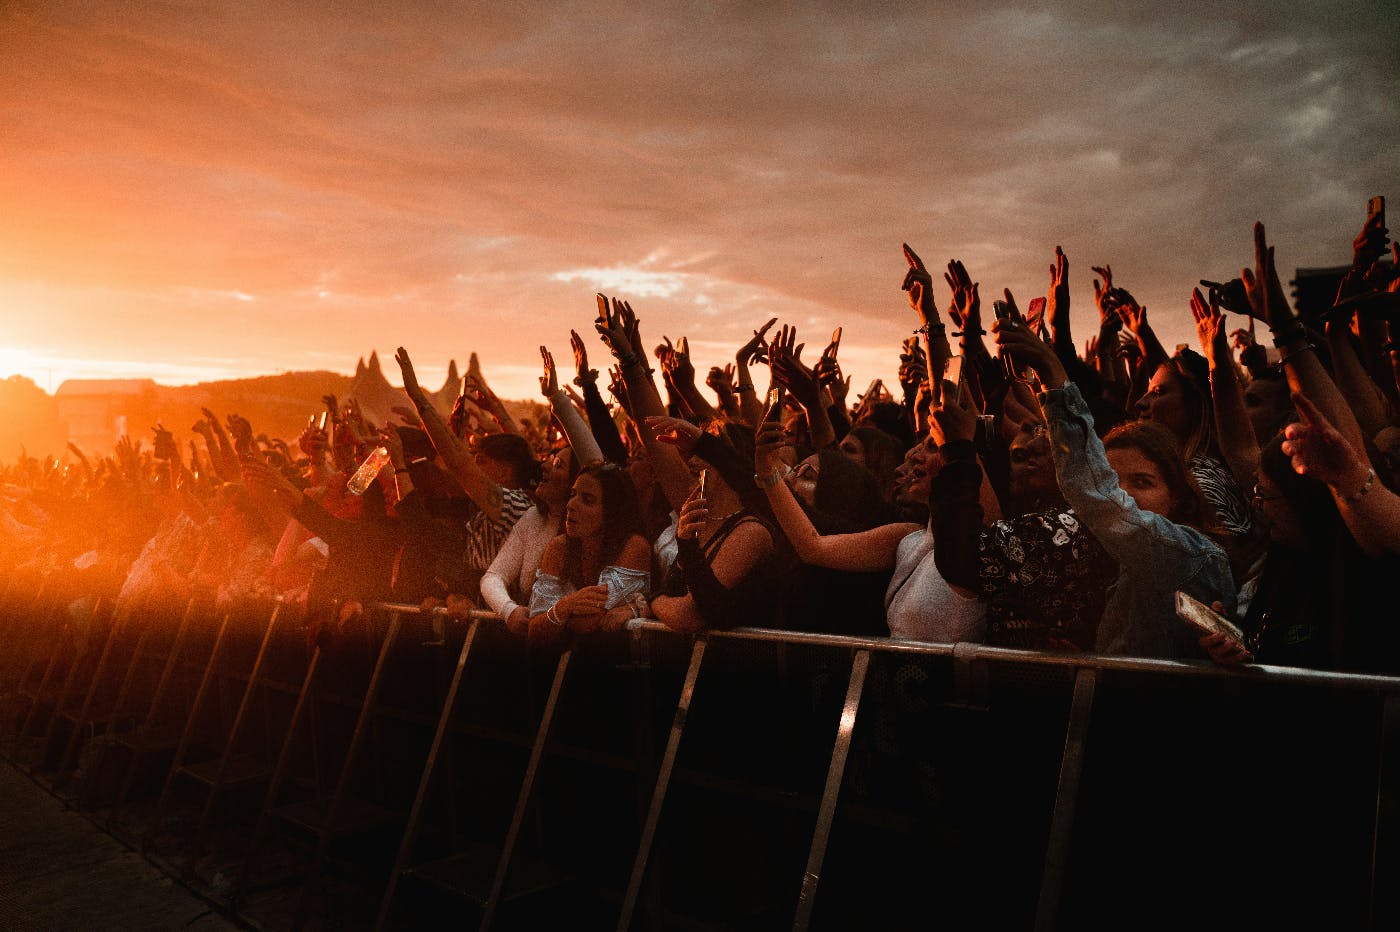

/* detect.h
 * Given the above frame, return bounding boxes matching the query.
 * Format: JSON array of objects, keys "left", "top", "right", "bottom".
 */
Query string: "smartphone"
[
  {"left": 1026, "top": 296, "right": 1047, "bottom": 334},
  {"left": 1367, "top": 195, "right": 1385, "bottom": 228},
  {"left": 763, "top": 385, "right": 786, "bottom": 423},
  {"left": 317, "top": 410, "right": 330, "bottom": 431},
  {"left": 1175, "top": 591, "right": 1246, "bottom": 645},
  {"left": 697, "top": 468, "right": 708, "bottom": 498},
  {"left": 945, "top": 355, "right": 966, "bottom": 405},
  {"left": 863, "top": 378, "right": 881, "bottom": 401},
  {"left": 992, "top": 299, "right": 1013, "bottom": 321},
  {"left": 829, "top": 326, "right": 842, "bottom": 354}
]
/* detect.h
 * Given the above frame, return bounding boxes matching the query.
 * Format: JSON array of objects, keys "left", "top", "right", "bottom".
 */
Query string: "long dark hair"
[
  {"left": 1103, "top": 419, "right": 1213, "bottom": 531},
  {"left": 562, "top": 463, "right": 643, "bottom": 588},
  {"left": 535, "top": 446, "right": 582, "bottom": 520},
  {"left": 801, "top": 448, "right": 895, "bottom": 535}
]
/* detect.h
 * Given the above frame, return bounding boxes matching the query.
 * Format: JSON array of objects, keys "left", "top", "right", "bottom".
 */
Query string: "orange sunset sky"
[{"left": 1, "top": 1, "right": 1397, "bottom": 402}]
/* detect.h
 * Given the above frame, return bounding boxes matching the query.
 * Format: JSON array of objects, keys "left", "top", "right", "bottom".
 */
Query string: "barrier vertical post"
[
  {"left": 371, "top": 615, "right": 480, "bottom": 932},
  {"left": 190, "top": 601, "right": 284, "bottom": 858},
  {"left": 617, "top": 636, "right": 708, "bottom": 932},
  {"left": 147, "top": 611, "right": 234, "bottom": 850},
  {"left": 289, "top": 609, "right": 404, "bottom": 931},
  {"left": 107, "top": 593, "right": 200, "bottom": 826},
  {"left": 791, "top": 648, "right": 870, "bottom": 932},
  {"left": 1034, "top": 666, "right": 1097, "bottom": 932},
  {"left": 1370, "top": 691, "right": 1400, "bottom": 930},
  {"left": 480, "top": 645, "right": 573, "bottom": 930}
]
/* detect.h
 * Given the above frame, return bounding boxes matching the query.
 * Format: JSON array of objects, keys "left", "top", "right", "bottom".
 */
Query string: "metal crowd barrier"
[{"left": 1, "top": 579, "right": 1397, "bottom": 931}]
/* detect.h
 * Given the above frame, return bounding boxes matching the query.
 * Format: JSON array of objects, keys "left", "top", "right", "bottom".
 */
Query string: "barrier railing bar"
[
  {"left": 371, "top": 618, "right": 480, "bottom": 932},
  {"left": 291, "top": 609, "right": 404, "bottom": 932},
  {"left": 792, "top": 648, "right": 870, "bottom": 932},
  {"left": 1034, "top": 667, "right": 1098, "bottom": 932},
  {"left": 58, "top": 608, "right": 153, "bottom": 781},
  {"left": 617, "top": 636, "right": 707, "bottom": 932},
  {"left": 481, "top": 645, "right": 574, "bottom": 931},
  {"left": 622, "top": 619, "right": 1400, "bottom": 693},
  {"left": 1371, "top": 692, "right": 1400, "bottom": 931}
]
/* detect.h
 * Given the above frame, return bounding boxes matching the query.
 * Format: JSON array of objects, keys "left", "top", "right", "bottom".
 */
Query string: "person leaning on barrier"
[{"left": 524, "top": 463, "right": 650, "bottom": 645}]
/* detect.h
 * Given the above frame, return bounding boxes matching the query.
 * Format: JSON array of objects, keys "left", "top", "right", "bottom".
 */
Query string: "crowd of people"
[{"left": 3, "top": 210, "right": 1400, "bottom": 675}]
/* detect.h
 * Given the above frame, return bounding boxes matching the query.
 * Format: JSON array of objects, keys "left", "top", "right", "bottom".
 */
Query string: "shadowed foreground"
[{"left": 0, "top": 762, "right": 240, "bottom": 932}]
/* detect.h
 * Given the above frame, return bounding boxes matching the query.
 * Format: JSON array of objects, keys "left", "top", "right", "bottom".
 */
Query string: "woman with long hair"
[
  {"left": 994, "top": 318, "right": 1235, "bottom": 658},
  {"left": 525, "top": 463, "right": 651, "bottom": 643}
]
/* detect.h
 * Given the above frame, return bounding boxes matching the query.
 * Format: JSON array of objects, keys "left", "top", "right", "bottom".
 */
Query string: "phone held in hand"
[
  {"left": 1025, "top": 296, "right": 1047, "bottom": 336},
  {"left": 317, "top": 410, "right": 330, "bottom": 432},
  {"left": 945, "top": 355, "right": 966, "bottom": 406},
  {"left": 1175, "top": 591, "right": 1245, "bottom": 646},
  {"left": 763, "top": 385, "right": 786, "bottom": 423},
  {"left": 1367, "top": 195, "right": 1385, "bottom": 228},
  {"left": 697, "top": 468, "right": 708, "bottom": 499},
  {"left": 993, "top": 300, "right": 1026, "bottom": 382}
]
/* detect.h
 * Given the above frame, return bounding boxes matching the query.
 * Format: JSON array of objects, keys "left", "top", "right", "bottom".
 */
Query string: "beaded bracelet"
[
  {"left": 1278, "top": 343, "right": 1316, "bottom": 366},
  {"left": 546, "top": 604, "right": 564, "bottom": 626},
  {"left": 618, "top": 351, "right": 643, "bottom": 370},
  {"left": 1343, "top": 467, "right": 1376, "bottom": 503},
  {"left": 1270, "top": 322, "right": 1309, "bottom": 348},
  {"left": 913, "top": 322, "right": 947, "bottom": 336}
]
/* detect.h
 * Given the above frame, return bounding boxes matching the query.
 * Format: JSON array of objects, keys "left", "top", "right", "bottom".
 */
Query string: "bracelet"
[
  {"left": 755, "top": 467, "right": 788, "bottom": 490},
  {"left": 951, "top": 329, "right": 986, "bottom": 338},
  {"left": 1343, "top": 467, "right": 1376, "bottom": 503},
  {"left": 546, "top": 604, "right": 564, "bottom": 626},
  {"left": 618, "top": 351, "right": 643, "bottom": 370},
  {"left": 913, "top": 322, "right": 947, "bottom": 336},
  {"left": 737, "top": 384, "right": 756, "bottom": 394},
  {"left": 1278, "top": 343, "right": 1316, "bottom": 365}
]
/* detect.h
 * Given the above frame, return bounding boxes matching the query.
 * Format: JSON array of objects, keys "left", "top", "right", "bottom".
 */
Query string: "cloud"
[{"left": 0, "top": 0, "right": 1396, "bottom": 403}]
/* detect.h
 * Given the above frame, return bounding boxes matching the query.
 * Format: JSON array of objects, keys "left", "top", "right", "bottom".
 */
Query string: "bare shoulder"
[
  {"left": 617, "top": 533, "right": 652, "bottom": 570},
  {"left": 538, "top": 534, "right": 569, "bottom": 574}
]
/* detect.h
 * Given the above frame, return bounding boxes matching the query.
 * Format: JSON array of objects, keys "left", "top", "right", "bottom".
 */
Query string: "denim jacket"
[{"left": 1040, "top": 382, "right": 1235, "bottom": 659}]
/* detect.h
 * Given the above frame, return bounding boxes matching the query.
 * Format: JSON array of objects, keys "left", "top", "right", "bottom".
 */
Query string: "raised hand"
[
  {"left": 771, "top": 324, "right": 820, "bottom": 407},
  {"left": 737, "top": 317, "right": 778, "bottom": 368},
  {"left": 1091, "top": 264, "right": 1118, "bottom": 325},
  {"left": 706, "top": 364, "right": 735, "bottom": 397},
  {"left": 226, "top": 413, "right": 254, "bottom": 453},
  {"left": 1241, "top": 221, "right": 1295, "bottom": 332},
  {"left": 1112, "top": 289, "right": 1148, "bottom": 333},
  {"left": 570, "top": 329, "right": 598, "bottom": 385},
  {"left": 901, "top": 243, "right": 938, "bottom": 325},
  {"left": 1190, "top": 287, "right": 1229, "bottom": 369},
  {"left": 992, "top": 313, "right": 1067, "bottom": 390},
  {"left": 594, "top": 293, "right": 637, "bottom": 361},
  {"left": 395, "top": 347, "right": 423, "bottom": 399},
  {"left": 539, "top": 345, "right": 559, "bottom": 398},
  {"left": 1047, "top": 246, "right": 1071, "bottom": 344},
  {"left": 928, "top": 384, "right": 978, "bottom": 448},
  {"left": 1281, "top": 391, "right": 1370, "bottom": 491},
  {"left": 645, "top": 415, "right": 703, "bottom": 453}
]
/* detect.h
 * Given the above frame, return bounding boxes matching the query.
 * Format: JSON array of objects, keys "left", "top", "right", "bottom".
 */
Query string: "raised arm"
[
  {"left": 1192, "top": 287, "right": 1259, "bottom": 491},
  {"left": 1283, "top": 392, "right": 1400, "bottom": 558},
  {"left": 735, "top": 318, "right": 778, "bottom": 427},
  {"left": 595, "top": 295, "right": 695, "bottom": 510},
  {"left": 752, "top": 421, "right": 917, "bottom": 570},
  {"left": 396, "top": 346, "right": 512, "bottom": 523},
  {"left": 1244, "top": 222, "right": 1367, "bottom": 456},
  {"left": 540, "top": 345, "right": 604, "bottom": 467}
]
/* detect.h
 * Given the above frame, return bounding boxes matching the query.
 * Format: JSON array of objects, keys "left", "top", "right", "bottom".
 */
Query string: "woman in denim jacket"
[{"left": 993, "top": 317, "right": 1236, "bottom": 659}]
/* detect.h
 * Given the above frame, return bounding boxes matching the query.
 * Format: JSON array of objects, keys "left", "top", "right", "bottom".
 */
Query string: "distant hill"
[{"left": 5, "top": 352, "right": 547, "bottom": 463}]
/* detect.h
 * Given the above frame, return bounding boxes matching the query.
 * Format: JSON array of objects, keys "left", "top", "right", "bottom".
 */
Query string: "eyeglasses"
[{"left": 1251, "top": 483, "right": 1283, "bottom": 503}]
